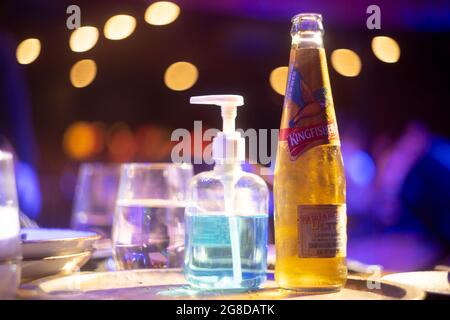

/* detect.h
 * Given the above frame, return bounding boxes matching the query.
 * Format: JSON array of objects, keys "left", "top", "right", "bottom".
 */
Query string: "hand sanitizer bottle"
[{"left": 184, "top": 95, "right": 269, "bottom": 290}]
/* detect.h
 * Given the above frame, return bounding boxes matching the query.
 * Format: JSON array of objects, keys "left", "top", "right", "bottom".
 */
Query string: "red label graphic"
[
  {"left": 279, "top": 48, "right": 340, "bottom": 160},
  {"left": 280, "top": 121, "right": 338, "bottom": 158}
]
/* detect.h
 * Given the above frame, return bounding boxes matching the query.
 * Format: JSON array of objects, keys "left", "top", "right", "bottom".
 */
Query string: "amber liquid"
[{"left": 274, "top": 143, "right": 347, "bottom": 291}]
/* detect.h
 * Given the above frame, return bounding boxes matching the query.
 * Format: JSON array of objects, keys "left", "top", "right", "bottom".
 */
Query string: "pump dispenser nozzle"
[
  {"left": 190, "top": 95, "right": 245, "bottom": 165},
  {"left": 190, "top": 95, "right": 243, "bottom": 133}
]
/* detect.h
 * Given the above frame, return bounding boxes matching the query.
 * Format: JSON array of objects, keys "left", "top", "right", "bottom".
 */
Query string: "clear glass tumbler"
[
  {"left": 112, "top": 163, "right": 193, "bottom": 270},
  {"left": 71, "top": 163, "right": 121, "bottom": 239},
  {"left": 0, "top": 151, "right": 21, "bottom": 299}
]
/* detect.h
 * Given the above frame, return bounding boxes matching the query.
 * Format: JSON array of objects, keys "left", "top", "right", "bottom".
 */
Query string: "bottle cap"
[{"left": 190, "top": 95, "right": 245, "bottom": 164}]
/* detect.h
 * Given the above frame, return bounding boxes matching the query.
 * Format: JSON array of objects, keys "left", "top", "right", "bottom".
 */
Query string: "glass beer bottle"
[{"left": 274, "top": 13, "right": 347, "bottom": 292}]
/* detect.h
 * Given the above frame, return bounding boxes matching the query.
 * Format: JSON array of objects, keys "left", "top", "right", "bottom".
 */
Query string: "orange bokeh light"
[
  {"left": 135, "top": 125, "right": 173, "bottom": 161},
  {"left": 107, "top": 123, "right": 137, "bottom": 162},
  {"left": 63, "top": 122, "right": 96, "bottom": 160}
]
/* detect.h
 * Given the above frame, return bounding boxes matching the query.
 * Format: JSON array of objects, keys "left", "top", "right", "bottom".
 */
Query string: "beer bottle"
[{"left": 274, "top": 13, "right": 347, "bottom": 292}]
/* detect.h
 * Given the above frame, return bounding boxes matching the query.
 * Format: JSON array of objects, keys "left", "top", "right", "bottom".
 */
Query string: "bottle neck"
[
  {"left": 291, "top": 32, "right": 323, "bottom": 49},
  {"left": 291, "top": 13, "right": 324, "bottom": 49}
]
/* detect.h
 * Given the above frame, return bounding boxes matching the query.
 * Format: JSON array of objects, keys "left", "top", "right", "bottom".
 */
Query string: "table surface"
[{"left": 17, "top": 269, "right": 426, "bottom": 300}]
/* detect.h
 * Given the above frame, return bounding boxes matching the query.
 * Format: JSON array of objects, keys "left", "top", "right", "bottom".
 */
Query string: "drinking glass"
[
  {"left": 71, "top": 163, "right": 121, "bottom": 238},
  {"left": 0, "top": 151, "right": 21, "bottom": 299},
  {"left": 112, "top": 163, "right": 193, "bottom": 270}
]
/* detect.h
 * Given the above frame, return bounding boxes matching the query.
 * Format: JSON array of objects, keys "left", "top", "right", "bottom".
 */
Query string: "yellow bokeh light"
[
  {"left": 269, "top": 66, "right": 289, "bottom": 96},
  {"left": 372, "top": 36, "right": 400, "bottom": 63},
  {"left": 70, "top": 59, "right": 97, "bottom": 88},
  {"left": 164, "top": 61, "right": 198, "bottom": 91},
  {"left": 69, "top": 26, "right": 99, "bottom": 52},
  {"left": 16, "top": 38, "right": 41, "bottom": 65},
  {"left": 63, "top": 122, "right": 96, "bottom": 160},
  {"left": 104, "top": 14, "right": 136, "bottom": 40},
  {"left": 331, "top": 49, "right": 362, "bottom": 77},
  {"left": 145, "top": 1, "right": 180, "bottom": 26}
]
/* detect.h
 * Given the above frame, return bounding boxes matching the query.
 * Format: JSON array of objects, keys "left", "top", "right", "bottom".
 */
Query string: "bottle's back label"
[
  {"left": 297, "top": 204, "right": 347, "bottom": 258},
  {"left": 279, "top": 48, "right": 340, "bottom": 160}
]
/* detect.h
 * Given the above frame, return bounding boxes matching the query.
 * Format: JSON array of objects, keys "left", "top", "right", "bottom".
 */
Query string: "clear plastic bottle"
[{"left": 184, "top": 95, "right": 269, "bottom": 290}]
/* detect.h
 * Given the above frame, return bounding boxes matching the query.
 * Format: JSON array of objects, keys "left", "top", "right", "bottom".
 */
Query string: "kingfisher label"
[
  {"left": 280, "top": 121, "right": 338, "bottom": 158},
  {"left": 279, "top": 48, "right": 340, "bottom": 160}
]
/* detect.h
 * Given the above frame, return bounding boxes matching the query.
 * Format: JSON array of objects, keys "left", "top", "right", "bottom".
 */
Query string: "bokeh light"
[
  {"left": 107, "top": 123, "right": 137, "bottom": 162},
  {"left": 70, "top": 59, "right": 97, "bottom": 88},
  {"left": 164, "top": 61, "right": 198, "bottom": 91},
  {"left": 16, "top": 38, "right": 41, "bottom": 64},
  {"left": 331, "top": 49, "right": 362, "bottom": 77},
  {"left": 63, "top": 122, "right": 96, "bottom": 160},
  {"left": 144, "top": 1, "right": 180, "bottom": 26},
  {"left": 135, "top": 125, "right": 172, "bottom": 160},
  {"left": 347, "top": 150, "right": 376, "bottom": 186},
  {"left": 269, "top": 66, "right": 288, "bottom": 96},
  {"left": 90, "top": 122, "right": 107, "bottom": 154},
  {"left": 104, "top": 14, "right": 136, "bottom": 40},
  {"left": 15, "top": 162, "right": 42, "bottom": 219},
  {"left": 372, "top": 36, "right": 401, "bottom": 63},
  {"left": 331, "top": 49, "right": 361, "bottom": 77},
  {"left": 69, "top": 26, "right": 99, "bottom": 52}
]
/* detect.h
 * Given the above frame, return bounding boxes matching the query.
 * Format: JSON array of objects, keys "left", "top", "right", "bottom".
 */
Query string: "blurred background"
[{"left": 0, "top": 0, "right": 449, "bottom": 272}]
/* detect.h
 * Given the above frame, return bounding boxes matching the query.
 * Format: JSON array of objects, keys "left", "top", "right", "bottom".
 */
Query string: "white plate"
[
  {"left": 20, "top": 228, "right": 100, "bottom": 260},
  {"left": 21, "top": 251, "right": 92, "bottom": 282},
  {"left": 382, "top": 271, "right": 450, "bottom": 296}
]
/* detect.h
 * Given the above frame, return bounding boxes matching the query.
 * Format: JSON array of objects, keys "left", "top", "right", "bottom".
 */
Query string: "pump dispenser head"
[{"left": 190, "top": 95, "right": 245, "bottom": 165}]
